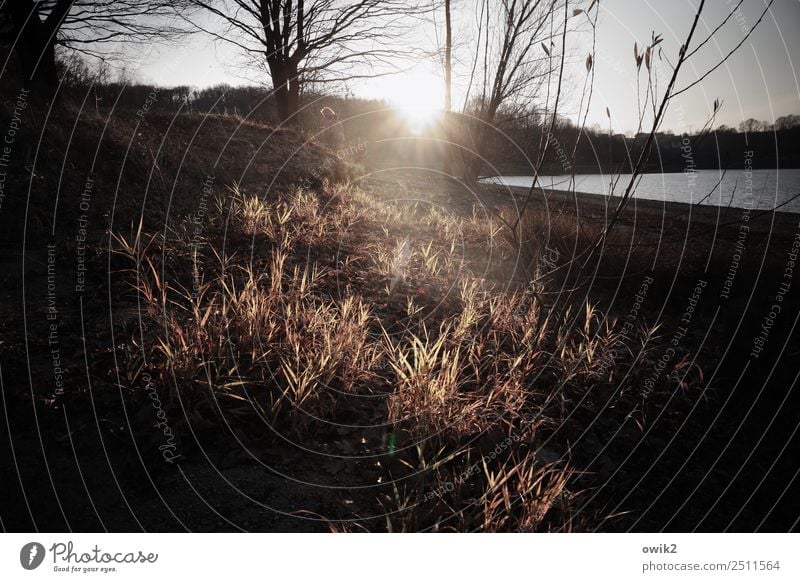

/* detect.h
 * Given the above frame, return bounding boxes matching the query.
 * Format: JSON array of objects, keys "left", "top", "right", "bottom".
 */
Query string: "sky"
[
  {"left": 584, "top": 0, "right": 800, "bottom": 133},
  {"left": 127, "top": 0, "right": 800, "bottom": 134}
]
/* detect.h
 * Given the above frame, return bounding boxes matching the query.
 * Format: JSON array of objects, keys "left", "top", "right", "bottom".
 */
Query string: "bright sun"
[{"left": 383, "top": 68, "right": 445, "bottom": 133}]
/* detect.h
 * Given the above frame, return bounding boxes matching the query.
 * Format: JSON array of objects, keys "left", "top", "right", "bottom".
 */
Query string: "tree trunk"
[
  {"left": 461, "top": 121, "right": 487, "bottom": 186},
  {"left": 285, "top": 74, "right": 300, "bottom": 125},
  {"left": 444, "top": 0, "right": 452, "bottom": 113},
  {"left": 443, "top": 0, "right": 453, "bottom": 175},
  {"left": 8, "top": 0, "right": 68, "bottom": 99},
  {"left": 273, "top": 80, "right": 291, "bottom": 123},
  {"left": 269, "top": 61, "right": 301, "bottom": 127},
  {"left": 17, "top": 37, "right": 58, "bottom": 95},
  {"left": 464, "top": 158, "right": 481, "bottom": 186}
]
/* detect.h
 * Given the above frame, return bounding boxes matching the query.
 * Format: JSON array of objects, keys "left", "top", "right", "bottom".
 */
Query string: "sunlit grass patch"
[{"left": 111, "top": 176, "right": 705, "bottom": 530}]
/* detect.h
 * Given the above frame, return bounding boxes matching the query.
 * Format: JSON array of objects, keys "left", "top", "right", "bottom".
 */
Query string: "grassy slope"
[{"left": 1, "top": 108, "right": 797, "bottom": 532}]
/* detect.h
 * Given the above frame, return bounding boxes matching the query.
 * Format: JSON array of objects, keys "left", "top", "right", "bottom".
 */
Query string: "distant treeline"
[
  {"left": 491, "top": 117, "right": 800, "bottom": 175},
  {"left": 6, "top": 57, "right": 798, "bottom": 176}
]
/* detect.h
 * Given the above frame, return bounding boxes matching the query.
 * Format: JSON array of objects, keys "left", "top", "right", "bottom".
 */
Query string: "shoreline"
[
  {"left": 497, "top": 184, "right": 800, "bottom": 237},
  {"left": 360, "top": 169, "right": 798, "bottom": 238},
  {"left": 360, "top": 169, "right": 799, "bottom": 292}
]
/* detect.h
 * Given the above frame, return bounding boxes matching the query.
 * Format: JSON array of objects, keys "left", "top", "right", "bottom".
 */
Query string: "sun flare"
[{"left": 384, "top": 68, "right": 445, "bottom": 133}]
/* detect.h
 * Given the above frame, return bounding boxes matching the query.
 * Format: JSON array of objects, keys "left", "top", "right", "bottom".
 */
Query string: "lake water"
[{"left": 485, "top": 169, "right": 800, "bottom": 214}]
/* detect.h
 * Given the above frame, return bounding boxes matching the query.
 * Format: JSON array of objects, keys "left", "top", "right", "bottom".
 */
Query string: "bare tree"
[
  {"left": 454, "top": 0, "right": 562, "bottom": 184},
  {"left": 188, "top": 0, "right": 428, "bottom": 125},
  {"left": 738, "top": 118, "right": 767, "bottom": 134},
  {"left": 774, "top": 114, "right": 800, "bottom": 131},
  {"left": 442, "top": 0, "right": 454, "bottom": 175},
  {"left": 0, "top": 1, "right": 191, "bottom": 95}
]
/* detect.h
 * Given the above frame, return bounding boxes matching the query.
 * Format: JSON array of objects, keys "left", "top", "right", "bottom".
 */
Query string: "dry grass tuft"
[{"left": 111, "top": 176, "right": 704, "bottom": 531}]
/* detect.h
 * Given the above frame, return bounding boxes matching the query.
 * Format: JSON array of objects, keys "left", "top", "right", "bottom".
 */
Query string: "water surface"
[{"left": 485, "top": 169, "right": 800, "bottom": 214}]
